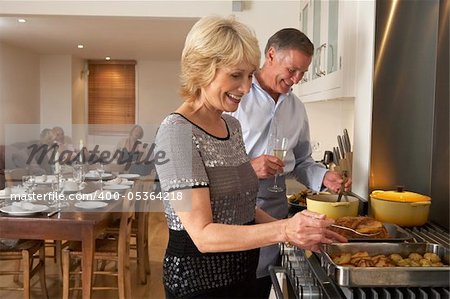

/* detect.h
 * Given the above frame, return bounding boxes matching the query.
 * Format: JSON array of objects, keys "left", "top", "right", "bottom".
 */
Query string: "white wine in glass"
[
  {"left": 268, "top": 137, "right": 288, "bottom": 193},
  {"left": 272, "top": 149, "right": 287, "bottom": 160}
]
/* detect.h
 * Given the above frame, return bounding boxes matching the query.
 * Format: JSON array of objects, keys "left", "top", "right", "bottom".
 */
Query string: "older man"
[{"left": 230, "top": 28, "right": 351, "bottom": 298}]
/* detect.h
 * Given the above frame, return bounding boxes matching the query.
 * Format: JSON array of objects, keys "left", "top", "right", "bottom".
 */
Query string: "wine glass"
[
  {"left": 96, "top": 163, "right": 105, "bottom": 191},
  {"left": 267, "top": 137, "right": 289, "bottom": 193},
  {"left": 51, "top": 176, "right": 66, "bottom": 208},
  {"left": 22, "top": 175, "right": 35, "bottom": 193},
  {"left": 73, "top": 164, "right": 85, "bottom": 189}
]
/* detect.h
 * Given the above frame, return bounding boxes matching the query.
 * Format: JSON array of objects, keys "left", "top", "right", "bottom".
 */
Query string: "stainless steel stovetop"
[{"left": 273, "top": 223, "right": 450, "bottom": 299}]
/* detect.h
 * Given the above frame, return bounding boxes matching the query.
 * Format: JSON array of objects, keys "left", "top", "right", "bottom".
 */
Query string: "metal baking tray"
[
  {"left": 347, "top": 223, "right": 413, "bottom": 242},
  {"left": 320, "top": 243, "right": 450, "bottom": 287}
]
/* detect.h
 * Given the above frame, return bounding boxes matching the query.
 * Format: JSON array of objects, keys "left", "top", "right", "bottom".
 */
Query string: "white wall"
[
  {"left": 40, "top": 55, "right": 72, "bottom": 127},
  {"left": 352, "top": 1, "right": 375, "bottom": 198},
  {"left": 72, "top": 57, "right": 87, "bottom": 143},
  {"left": 234, "top": 1, "right": 300, "bottom": 59},
  {"left": 137, "top": 60, "right": 182, "bottom": 126},
  {"left": 304, "top": 98, "right": 354, "bottom": 161},
  {"left": 0, "top": 0, "right": 231, "bottom": 18},
  {"left": 0, "top": 42, "right": 40, "bottom": 144}
]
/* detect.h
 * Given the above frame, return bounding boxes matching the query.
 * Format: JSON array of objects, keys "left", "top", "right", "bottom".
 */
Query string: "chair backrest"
[
  {"left": 118, "top": 191, "right": 136, "bottom": 259},
  {"left": 135, "top": 172, "right": 155, "bottom": 213},
  {"left": 103, "top": 163, "right": 126, "bottom": 174}
]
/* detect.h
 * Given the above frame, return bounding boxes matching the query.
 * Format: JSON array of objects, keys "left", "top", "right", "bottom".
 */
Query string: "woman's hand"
[
  {"left": 284, "top": 210, "right": 347, "bottom": 252},
  {"left": 250, "top": 155, "right": 284, "bottom": 179}
]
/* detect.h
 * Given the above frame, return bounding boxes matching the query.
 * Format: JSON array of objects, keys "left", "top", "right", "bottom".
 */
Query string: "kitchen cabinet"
[{"left": 295, "top": 0, "right": 357, "bottom": 102}]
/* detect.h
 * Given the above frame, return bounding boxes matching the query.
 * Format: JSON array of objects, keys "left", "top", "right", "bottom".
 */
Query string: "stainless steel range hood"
[{"left": 370, "top": 0, "right": 449, "bottom": 229}]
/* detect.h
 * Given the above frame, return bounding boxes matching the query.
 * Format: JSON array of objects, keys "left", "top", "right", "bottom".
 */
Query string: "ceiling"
[{"left": 0, "top": 15, "right": 199, "bottom": 61}]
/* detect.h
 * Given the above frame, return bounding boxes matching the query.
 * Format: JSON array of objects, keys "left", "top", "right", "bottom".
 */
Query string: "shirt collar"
[{"left": 252, "top": 75, "right": 291, "bottom": 105}]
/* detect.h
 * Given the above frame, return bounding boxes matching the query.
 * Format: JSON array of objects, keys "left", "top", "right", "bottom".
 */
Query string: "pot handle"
[
  {"left": 371, "top": 190, "right": 384, "bottom": 195},
  {"left": 411, "top": 201, "right": 431, "bottom": 207},
  {"left": 331, "top": 202, "right": 350, "bottom": 207}
]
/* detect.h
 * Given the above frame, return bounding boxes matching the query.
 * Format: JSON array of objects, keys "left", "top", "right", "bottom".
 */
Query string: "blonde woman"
[
  {"left": 115, "top": 125, "right": 153, "bottom": 174},
  {"left": 155, "top": 16, "right": 346, "bottom": 299},
  {"left": 115, "top": 125, "right": 145, "bottom": 153}
]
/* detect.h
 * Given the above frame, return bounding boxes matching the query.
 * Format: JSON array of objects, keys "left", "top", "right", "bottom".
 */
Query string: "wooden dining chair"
[
  {"left": 134, "top": 174, "right": 155, "bottom": 284},
  {"left": 101, "top": 173, "right": 154, "bottom": 285},
  {"left": 44, "top": 239, "right": 68, "bottom": 277},
  {"left": 62, "top": 196, "right": 135, "bottom": 299},
  {"left": 0, "top": 239, "right": 48, "bottom": 299},
  {"left": 103, "top": 163, "right": 126, "bottom": 174}
]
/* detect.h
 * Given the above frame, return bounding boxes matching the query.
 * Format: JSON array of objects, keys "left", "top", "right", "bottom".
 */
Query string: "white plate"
[
  {"left": 35, "top": 175, "right": 57, "bottom": 185},
  {"left": 4, "top": 192, "right": 27, "bottom": 199},
  {"left": 0, "top": 204, "right": 48, "bottom": 216},
  {"left": 117, "top": 173, "right": 140, "bottom": 180},
  {"left": 104, "top": 178, "right": 133, "bottom": 186},
  {"left": 63, "top": 185, "right": 85, "bottom": 194},
  {"left": 84, "top": 172, "right": 114, "bottom": 180},
  {"left": 11, "top": 187, "right": 27, "bottom": 194},
  {"left": 74, "top": 201, "right": 108, "bottom": 209},
  {"left": 103, "top": 184, "right": 130, "bottom": 192},
  {"left": 0, "top": 191, "right": 11, "bottom": 199}
]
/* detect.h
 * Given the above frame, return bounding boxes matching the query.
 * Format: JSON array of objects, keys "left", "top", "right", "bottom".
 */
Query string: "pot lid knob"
[{"left": 396, "top": 185, "right": 405, "bottom": 192}]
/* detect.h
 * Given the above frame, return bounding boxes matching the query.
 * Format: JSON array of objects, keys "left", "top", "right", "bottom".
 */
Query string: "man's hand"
[
  {"left": 322, "top": 171, "right": 352, "bottom": 193},
  {"left": 250, "top": 155, "right": 284, "bottom": 179}
]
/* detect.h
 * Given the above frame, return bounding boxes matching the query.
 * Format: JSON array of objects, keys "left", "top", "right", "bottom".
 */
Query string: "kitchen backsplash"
[{"left": 303, "top": 98, "right": 355, "bottom": 162}]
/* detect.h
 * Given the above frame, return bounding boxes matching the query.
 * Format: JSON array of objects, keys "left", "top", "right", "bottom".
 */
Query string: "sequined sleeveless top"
[{"left": 155, "top": 113, "right": 259, "bottom": 298}]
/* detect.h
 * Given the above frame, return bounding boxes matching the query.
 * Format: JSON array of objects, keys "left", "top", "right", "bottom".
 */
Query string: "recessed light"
[
  {"left": 105, "top": 56, "right": 111, "bottom": 61},
  {"left": 18, "top": 19, "right": 27, "bottom": 23},
  {"left": 77, "top": 44, "right": 84, "bottom": 49}
]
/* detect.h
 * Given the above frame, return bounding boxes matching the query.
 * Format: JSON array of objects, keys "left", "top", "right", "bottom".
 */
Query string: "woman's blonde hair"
[
  {"left": 130, "top": 125, "right": 144, "bottom": 139},
  {"left": 40, "top": 128, "right": 56, "bottom": 145},
  {"left": 180, "top": 16, "right": 260, "bottom": 102}
]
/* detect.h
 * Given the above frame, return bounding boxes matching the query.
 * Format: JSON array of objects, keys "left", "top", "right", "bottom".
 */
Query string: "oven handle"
[{"left": 268, "top": 265, "right": 288, "bottom": 299}]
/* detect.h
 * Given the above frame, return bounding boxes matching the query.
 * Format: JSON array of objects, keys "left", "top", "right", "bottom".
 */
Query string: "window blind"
[{"left": 88, "top": 60, "right": 136, "bottom": 134}]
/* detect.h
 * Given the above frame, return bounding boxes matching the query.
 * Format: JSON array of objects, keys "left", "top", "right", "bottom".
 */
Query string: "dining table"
[{"left": 0, "top": 180, "right": 126, "bottom": 299}]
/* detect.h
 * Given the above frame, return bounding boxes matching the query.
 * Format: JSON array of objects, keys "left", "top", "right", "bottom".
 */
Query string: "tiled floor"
[{"left": 0, "top": 212, "right": 169, "bottom": 299}]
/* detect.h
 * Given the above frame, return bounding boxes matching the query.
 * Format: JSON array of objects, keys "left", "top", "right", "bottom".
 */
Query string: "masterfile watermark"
[{"left": 26, "top": 142, "right": 169, "bottom": 171}]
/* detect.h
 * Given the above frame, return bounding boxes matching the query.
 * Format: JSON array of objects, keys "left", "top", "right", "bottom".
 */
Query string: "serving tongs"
[
  {"left": 330, "top": 224, "right": 382, "bottom": 237},
  {"left": 336, "top": 170, "right": 349, "bottom": 202}
]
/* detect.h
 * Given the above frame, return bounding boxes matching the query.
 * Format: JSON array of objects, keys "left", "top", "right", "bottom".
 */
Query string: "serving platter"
[
  {"left": 346, "top": 223, "right": 413, "bottom": 242},
  {"left": 320, "top": 242, "right": 449, "bottom": 287}
]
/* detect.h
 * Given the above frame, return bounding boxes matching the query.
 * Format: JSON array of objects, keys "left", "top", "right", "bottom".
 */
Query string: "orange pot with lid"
[{"left": 369, "top": 186, "right": 431, "bottom": 227}]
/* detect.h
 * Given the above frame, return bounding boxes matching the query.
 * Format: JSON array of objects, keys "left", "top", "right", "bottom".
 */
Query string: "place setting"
[
  {"left": 34, "top": 174, "right": 57, "bottom": 185},
  {"left": 0, "top": 186, "right": 28, "bottom": 200},
  {"left": 117, "top": 173, "right": 140, "bottom": 180},
  {"left": 62, "top": 179, "right": 86, "bottom": 194},
  {"left": 0, "top": 201, "right": 49, "bottom": 217},
  {"left": 102, "top": 176, "right": 133, "bottom": 193},
  {"left": 72, "top": 190, "right": 112, "bottom": 210},
  {"left": 74, "top": 201, "right": 109, "bottom": 210},
  {"left": 84, "top": 170, "right": 114, "bottom": 181}
]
